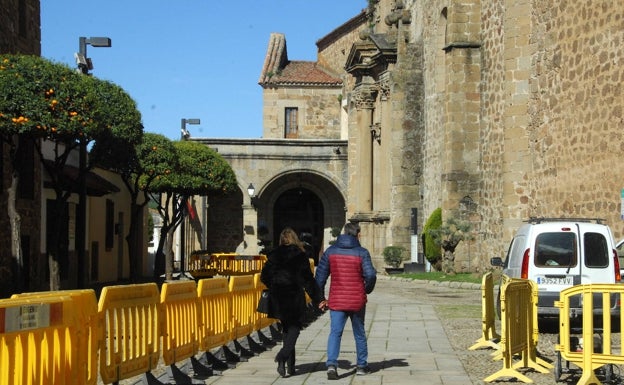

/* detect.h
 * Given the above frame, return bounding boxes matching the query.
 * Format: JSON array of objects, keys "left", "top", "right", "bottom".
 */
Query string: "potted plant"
[{"left": 383, "top": 245, "right": 407, "bottom": 274}]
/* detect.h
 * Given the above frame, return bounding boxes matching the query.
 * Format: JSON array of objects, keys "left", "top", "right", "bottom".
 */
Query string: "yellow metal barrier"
[
  {"left": 214, "top": 253, "right": 267, "bottom": 276},
  {"left": 97, "top": 283, "right": 161, "bottom": 384},
  {"left": 196, "top": 277, "right": 232, "bottom": 351},
  {"left": 188, "top": 253, "right": 267, "bottom": 277},
  {"left": 555, "top": 284, "right": 624, "bottom": 385},
  {"left": 160, "top": 280, "right": 199, "bottom": 366},
  {"left": 229, "top": 275, "right": 256, "bottom": 340},
  {"left": 10, "top": 289, "right": 99, "bottom": 385},
  {"left": 469, "top": 272, "right": 500, "bottom": 350},
  {"left": 484, "top": 279, "right": 551, "bottom": 383},
  {"left": 0, "top": 295, "right": 78, "bottom": 385},
  {"left": 188, "top": 250, "right": 218, "bottom": 279}
]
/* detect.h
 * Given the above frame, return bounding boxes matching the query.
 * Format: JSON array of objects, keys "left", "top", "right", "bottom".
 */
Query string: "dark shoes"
[
  {"left": 356, "top": 365, "right": 371, "bottom": 375},
  {"left": 327, "top": 365, "right": 338, "bottom": 380},
  {"left": 275, "top": 357, "right": 286, "bottom": 377}
]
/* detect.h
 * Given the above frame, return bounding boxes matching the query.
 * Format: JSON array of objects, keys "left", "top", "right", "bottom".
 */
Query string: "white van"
[{"left": 491, "top": 218, "right": 621, "bottom": 318}]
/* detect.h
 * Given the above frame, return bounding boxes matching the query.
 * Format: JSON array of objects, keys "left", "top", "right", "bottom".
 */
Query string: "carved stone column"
[{"left": 352, "top": 85, "right": 377, "bottom": 216}]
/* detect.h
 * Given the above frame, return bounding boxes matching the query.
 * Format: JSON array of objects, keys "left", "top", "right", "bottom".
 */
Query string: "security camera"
[
  {"left": 74, "top": 52, "right": 87, "bottom": 66},
  {"left": 74, "top": 53, "right": 93, "bottom": 74}
]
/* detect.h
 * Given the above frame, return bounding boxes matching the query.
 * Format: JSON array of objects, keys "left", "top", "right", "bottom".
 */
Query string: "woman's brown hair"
[{"left": 279, "top": 227, "right": 305, "bottom": 252}]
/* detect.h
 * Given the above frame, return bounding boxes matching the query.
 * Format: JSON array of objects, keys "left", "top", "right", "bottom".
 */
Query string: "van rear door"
[{"left": 530, "top": 223, "right": 580, "bottom": 309}]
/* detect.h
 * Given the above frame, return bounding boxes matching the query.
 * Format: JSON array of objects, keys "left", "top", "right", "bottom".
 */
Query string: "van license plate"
[{"left": 536, "top": 276, "right": 573, "bottom": 285}]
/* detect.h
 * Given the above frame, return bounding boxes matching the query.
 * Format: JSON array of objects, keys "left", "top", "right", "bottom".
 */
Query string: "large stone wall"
[
  {"left": 358, "top": 0, "right": 624, "bottom": 271},
  {"left": 0, "top": 0, "right": 40, "bottom": 55},
  {"left": 262, "top": 86, "right": 343, "bottom": 139}
]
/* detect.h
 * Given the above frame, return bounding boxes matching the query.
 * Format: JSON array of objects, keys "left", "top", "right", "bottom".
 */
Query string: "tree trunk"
[
  {"left": 7, "top": 169, "right": 22, "bottom": 295},
  {"left": 441, "top": 249, "right": 456, "bottom": 274},
  {"left": 165, "top": 228, "right": 175, "bottom": 281}
]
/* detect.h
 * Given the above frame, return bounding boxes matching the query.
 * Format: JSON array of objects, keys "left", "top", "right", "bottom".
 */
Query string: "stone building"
[
  {"left": 190, "top": 14, "right": 368, "bottom": 264},
  {"left": 192, "top": 0, "right": 624, "bottom": 273},
  {"left": 0, "top": 0, "right": 42, "bottom": 295},
  {"left": 349, "top": 0, "right": 624, "bottom": 271}
]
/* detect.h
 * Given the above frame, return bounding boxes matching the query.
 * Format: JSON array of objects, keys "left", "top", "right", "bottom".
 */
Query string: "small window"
[
  {"left": 285, "top": 107, "right": 298, "bottom": 138},
  {"left": 584, "top": 232, "right": 609, "bottom": 267},
  {"left": 534, "top": 232, "right": 577, "bottom": 268}
]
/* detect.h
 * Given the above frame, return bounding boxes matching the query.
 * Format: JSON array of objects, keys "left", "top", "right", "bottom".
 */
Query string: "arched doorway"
[{"left": 272, "top": 187, "right": 324, "bottom": 261}]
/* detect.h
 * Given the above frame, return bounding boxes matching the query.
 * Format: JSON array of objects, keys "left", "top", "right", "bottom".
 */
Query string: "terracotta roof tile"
[
  {"left": 259, "top": 33, "right": 342, "bottom": 87},
  {"left": 268, "top": 60, "right": 341, "bottom": 86}
]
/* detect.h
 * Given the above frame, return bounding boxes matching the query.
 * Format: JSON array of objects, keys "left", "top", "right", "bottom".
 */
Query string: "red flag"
[{"left": 186, "top": 200, "right": 197, "bottom": 220}]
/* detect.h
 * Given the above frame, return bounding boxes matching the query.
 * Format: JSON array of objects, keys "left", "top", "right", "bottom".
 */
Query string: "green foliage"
[
  {"left": 383, "top": 245, "right": 407, "bottom": 268},
  {"left": 150, "top": 140, "right": 237, "bottom": 195},
  {"left": 0, "top": 54, "right": 142, "bottom": 144},
  {"left": 135, "top": 133, "right": 179, "bottom": 190},
  {"left": 430, "top": 216, "right": 474, "bottom": 253},
  {"left": 423, "top": 208, "right": 442, "bottom": 264},
  {"left": 328, "top": 226, "right": 342, "bottom": 245}
]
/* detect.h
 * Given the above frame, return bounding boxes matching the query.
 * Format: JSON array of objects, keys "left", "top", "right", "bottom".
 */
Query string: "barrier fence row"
[
  {"left": 187, "top": 253, "right": 267, "bottom": 279},
  {"left": 471, "top": 273, "right": 624, "bottom": 384},
  {"left": 0, "top": 273, "right": 279, "bottom": 385}
]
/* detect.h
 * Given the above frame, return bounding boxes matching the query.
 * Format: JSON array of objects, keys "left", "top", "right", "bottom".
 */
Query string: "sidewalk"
[{"left": 140, "top": 277, "right": 475, "bottom": 385}]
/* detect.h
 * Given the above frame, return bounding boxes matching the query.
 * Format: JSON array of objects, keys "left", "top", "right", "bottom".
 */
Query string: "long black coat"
[{"left": 260, "top": 244, "right": 324, "bottom": 324}]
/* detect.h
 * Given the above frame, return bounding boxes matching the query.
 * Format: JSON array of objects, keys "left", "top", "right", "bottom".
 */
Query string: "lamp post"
[
  {"left": 75, "top": 36, "right": 111, "bottom": 288},
  {"left": 179, "top": 118, "right": 200, "bottom": 274}
]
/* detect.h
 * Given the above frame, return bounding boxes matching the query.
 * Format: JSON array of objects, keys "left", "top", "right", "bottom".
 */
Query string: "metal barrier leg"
[
  {"left": 190, "top": 356, "right": 214, "bottom": 378},
  {"left": 256, "top": 328, "right": 277, "bottom": 347},
  {"left": 202, "top": 351, "right": 232, "bottom": 371},
  {"left": 269, "top": 323, "right": 283, "bottom": 341},
  {"left": 221, "top": 343, "right": 246, "bottom": 363},
  {"left": 234, "top": 339, "right": 256, "bottom": 358},
  {"left": 141, "top": 371, "right": 168, "bottom": 385},
  {"left": 246, "top": 334, "right": 267, "bottom": 353},
  {"left": 166, "top": 364, "right": 205, "bottom": 385}
]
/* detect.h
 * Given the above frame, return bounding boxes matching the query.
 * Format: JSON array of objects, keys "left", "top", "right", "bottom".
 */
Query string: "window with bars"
[{"left": 285, "top": 107, "right": 298, "bottom": 138}]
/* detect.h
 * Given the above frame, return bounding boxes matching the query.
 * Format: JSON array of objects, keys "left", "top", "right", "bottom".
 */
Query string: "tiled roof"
[{"left": 259, "top": 33, "right": 342, "bottom": 87}]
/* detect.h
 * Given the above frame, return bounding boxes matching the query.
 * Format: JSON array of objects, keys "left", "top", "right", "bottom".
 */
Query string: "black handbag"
[{"left": 257, "top": 289, "right": 271, "bottom": 313}]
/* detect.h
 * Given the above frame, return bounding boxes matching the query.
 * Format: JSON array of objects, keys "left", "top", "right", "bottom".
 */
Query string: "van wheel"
[{"left": 496, "top": 289, "right": 502, "bottom": 320}]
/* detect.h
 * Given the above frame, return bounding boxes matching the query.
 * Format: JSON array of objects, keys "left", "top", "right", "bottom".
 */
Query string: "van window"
[
  {"left": 583, "top": 232, "right": 609, "bottom": 267},
  {"left": 534, "top": 232, "right": 577, "bottom": 267}
]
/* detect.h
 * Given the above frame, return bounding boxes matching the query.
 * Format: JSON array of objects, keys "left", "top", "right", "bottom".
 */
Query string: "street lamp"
[
  {"left": 75, "top": 36, "right": 112, "bottom": 75},
  {"left": 75, "top": 36, "right": 111, "bottom": 288},
  {"left": 247, "top": 183, "right": 258, "bottom": 209},
  {"left": 181, "top": 118, "right": 200, "bottom": 140},
  {"left": 179, "top": 118, "right": 200, "bottom": 274}
]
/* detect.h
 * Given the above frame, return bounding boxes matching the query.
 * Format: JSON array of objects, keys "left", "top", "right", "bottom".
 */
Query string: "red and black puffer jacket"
[{"left": 315, "top": 234, "right": 377, "bottom": 312}]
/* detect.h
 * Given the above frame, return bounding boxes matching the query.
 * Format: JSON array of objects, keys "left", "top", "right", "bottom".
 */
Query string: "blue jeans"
[{"left": 326, "top": 307, "right": 367, "bottom": 368}]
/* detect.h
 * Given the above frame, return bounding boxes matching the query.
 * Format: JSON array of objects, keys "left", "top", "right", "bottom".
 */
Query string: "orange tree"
[
  {"left": 149, "top": 140, "right": 237, "bottom": 280},
  {"left": 0, "top": 54, "right": 142, "bottom": 291},
  {"left": 91, "top": 132, "right": 177, "bottom": 281}
]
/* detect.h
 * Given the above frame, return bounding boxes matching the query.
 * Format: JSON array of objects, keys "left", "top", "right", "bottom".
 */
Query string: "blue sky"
[{"left": 41, "top": 1, "right": 365, "bottom": 140}]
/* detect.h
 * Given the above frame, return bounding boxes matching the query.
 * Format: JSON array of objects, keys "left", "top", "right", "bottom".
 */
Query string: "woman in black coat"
[{"left": 260, "top": 227, "right": 326, "bottom": 377}]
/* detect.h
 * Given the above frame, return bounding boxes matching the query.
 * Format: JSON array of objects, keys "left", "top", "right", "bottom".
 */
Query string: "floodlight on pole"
[
  {"left": 181, "top": 118, "right": 201, "bottom": 140},
  {"left": 74, "top": 35, "right": 111, "bottom": 288},
  {"left": 76, "top": 36, "right": 112, "bottom": 74}
]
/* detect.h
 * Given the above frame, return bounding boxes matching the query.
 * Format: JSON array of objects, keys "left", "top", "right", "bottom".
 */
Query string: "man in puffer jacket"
[{"left": 315, "top": 222, "right": 377, "bottom": 380}]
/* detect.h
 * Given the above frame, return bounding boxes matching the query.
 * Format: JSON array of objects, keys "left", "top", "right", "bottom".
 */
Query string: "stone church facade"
[{"left": 192, "top": 0, "right": 624, "bottom": 272}]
